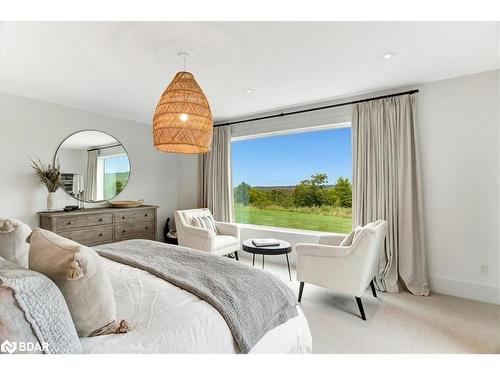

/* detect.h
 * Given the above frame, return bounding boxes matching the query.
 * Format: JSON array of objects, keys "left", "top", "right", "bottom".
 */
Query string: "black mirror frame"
[{"left": 53, "top": 129, "right": 132, "bottom": 203}]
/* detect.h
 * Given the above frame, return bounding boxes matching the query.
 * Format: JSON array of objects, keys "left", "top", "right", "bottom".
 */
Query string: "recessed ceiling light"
[
  {"left": 383, "top": 52, "right": 396, "bottom": 60},
  {"left": 244, "top": 89, "right": 253, "bottom": 94}
]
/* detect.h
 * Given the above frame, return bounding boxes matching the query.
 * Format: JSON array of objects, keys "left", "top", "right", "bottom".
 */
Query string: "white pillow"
[
  {"left": 340, "top": 225, "right": 363, "bottom": 246},
  {"left": 0, "top": 218, "right": 31, "bottom": 268},
  {"left": 28, "top": 228, "right": 129, "bottom": 337},
  {"left": 192, "top": 214, "right": 219, "bottom": 235}
]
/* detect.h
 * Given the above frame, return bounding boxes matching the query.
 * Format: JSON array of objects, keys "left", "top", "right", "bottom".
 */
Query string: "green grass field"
[{"left": 235, "top": 204, "right": 352, "bottom": 233}]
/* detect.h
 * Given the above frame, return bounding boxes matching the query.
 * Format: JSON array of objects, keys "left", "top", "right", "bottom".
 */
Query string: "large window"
[{"left": 232, "top": 126, "right": 352, "bottom": 233}]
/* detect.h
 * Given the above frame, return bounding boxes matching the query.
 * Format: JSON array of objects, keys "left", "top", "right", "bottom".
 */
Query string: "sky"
[{"left": 232, "top": 127, "right": 352, "bottom": 187}]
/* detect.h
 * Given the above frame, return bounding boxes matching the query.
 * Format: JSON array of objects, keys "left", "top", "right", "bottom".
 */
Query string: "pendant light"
[{"left": 153, "top": 52, "right": 213, "bottom": 154}]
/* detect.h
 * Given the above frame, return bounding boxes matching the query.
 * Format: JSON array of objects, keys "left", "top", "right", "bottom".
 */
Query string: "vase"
[{"left": 47, "top": 192, "right": 57, "bottom": 211}]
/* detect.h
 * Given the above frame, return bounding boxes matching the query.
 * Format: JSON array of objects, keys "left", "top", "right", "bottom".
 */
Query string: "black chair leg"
[
  {"left": 370, "top": 279, "right": 377, "bottom": 298},
  {"left": 234, "top": 251, "right": 239, "bottom": 261},
  {"left": 355, "top": 297, "right": 366, "bottom": 320},
  {"left": 285, "top": 253, "right": 291, "bottom": 281},
  {"left": 298, "top": 282, "right": 305, "bottom": 303}
]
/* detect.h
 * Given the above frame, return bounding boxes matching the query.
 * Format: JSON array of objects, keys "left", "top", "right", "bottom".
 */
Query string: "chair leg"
[
  {"left": 355, "top": 297, "right": 366, "bottom": 320},
  {"left": 370, "top": 279, "right": 377, "bottom": 298},
  {"left": 298, "top": 282, "right": 305, "bottom": 303},
  {"left": 234, "top": 251, "right": 239, "bottom": 261},
  {"left": 285, "top": 253, "right": 291, "bottom": 281}
]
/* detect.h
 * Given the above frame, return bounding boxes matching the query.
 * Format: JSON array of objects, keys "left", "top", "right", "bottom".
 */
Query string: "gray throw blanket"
[
  {"left": 0, "top": 258, "right": 82, "bottom": 354},
  {"left": 94, "top": 239, "right": 298, "bottom": 353}
]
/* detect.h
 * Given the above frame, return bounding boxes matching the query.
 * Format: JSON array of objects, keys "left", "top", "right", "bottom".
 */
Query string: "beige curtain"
[
  {"left": 352, "top": 94, "right": 430, "bottom": 296},
  {"left": 84, "top": 149, "right": 98, "bottom": 202},
  {"left": 201, "top": 126, "right": 234, "bottom": 222}
]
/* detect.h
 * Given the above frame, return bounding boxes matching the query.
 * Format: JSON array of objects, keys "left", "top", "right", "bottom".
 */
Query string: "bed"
[{"left": 80, "top": 250, "right": 312, "bottom": 354}]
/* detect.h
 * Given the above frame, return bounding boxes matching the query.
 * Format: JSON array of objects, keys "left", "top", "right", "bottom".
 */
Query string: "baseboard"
[{"left": 430, "top": 276, "right": 500, "bottom": 305}]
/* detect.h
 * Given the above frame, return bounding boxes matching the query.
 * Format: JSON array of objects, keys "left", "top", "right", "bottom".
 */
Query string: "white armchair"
[
  {"left": 174, "top": 208, "right": 241, "bottom": 258},
  {"left": 295, "top": 220, "right": 388, "bottom": 320}
]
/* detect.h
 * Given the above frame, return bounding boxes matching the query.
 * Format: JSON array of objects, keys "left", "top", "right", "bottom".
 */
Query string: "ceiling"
[
  {"left": 1, "top": 22, "right": 498, "bottom": 124},
  {"left": 60, "top": 131, "right": 119, "bottom": 149}
]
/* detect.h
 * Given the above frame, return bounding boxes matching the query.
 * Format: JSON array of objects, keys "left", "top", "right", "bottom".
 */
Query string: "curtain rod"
[
  {"left": 214, "top": 89, "right": 419, "bottom": 128},
  {"left": 87, "top": 143, "right": 122, "bottom": 152}
]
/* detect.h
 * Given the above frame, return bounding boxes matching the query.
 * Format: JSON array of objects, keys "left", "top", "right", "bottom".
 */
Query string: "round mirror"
[{"left": 54, "top": 130, "right": 131, "bottom": 203}]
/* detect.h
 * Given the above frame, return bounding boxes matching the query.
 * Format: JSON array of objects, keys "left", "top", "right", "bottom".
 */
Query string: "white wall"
[
  {"left": 417, "top": 70, "right": 499, "bottom": 304},
  {"left": 56, "top": 148, "right": 87, "bottom": 176},
  {"left": 181, "top": 70, "right": 500, "bottom": 304},
  {"left": 176, "top": 154, "right": 202, "bottom": 210},
  {"left": 0, "top": 92, "right": 179, "bottom": 238}
]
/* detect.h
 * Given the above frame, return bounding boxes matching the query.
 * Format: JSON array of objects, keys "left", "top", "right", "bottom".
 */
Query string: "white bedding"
[{"left": 80, "top": 258, "right": 312, "bottom": 354}]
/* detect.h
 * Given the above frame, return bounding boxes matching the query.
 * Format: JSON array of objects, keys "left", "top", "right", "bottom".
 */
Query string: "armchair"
[
  {"left": 174, "top": 208, "right": 241, "bottom": 258},
  {"left": 295, "top": 220, "right": 388, "bottom": 320}
]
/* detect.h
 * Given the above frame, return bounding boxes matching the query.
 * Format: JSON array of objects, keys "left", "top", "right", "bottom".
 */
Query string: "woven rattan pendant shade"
[{"left": 153, "top": 71, "right": 213, "bottom": 154}]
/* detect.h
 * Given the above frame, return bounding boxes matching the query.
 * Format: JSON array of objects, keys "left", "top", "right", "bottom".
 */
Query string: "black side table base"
[{"left": 242, "top": 239, "right": 293, "bottom": 282}]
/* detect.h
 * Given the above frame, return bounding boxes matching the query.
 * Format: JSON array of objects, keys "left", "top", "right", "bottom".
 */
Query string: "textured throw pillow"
[
  {"left": 0, "top": 218, "right": 31, "bottom": 268},
  {"left": 192, "top": 214, "right": 219, "bottom": 235},
  {"left": 0, "top": 257, "right": 82, "bottom": 354},
  {"left": 28, "top": 228, "right": 128, "bottom": 337},
  {"left": 340, "top": 225, "right": 363, "bottom": 246}
]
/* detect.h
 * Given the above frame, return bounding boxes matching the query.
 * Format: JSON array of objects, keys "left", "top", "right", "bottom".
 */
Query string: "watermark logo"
[
  {"left": 1, "top": 339, "right": 48, "bottom": 353},
  {"left": 1, "top": 339, "right": 16, "bottom": 354}
]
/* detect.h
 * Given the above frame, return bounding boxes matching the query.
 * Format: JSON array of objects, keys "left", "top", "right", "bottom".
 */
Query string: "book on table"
[{"left": 251, "top": 239, "right": 280, "bottom": 247}]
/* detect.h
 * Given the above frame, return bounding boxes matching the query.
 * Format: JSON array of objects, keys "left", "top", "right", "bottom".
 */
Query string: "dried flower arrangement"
[{"left": 31, "top": 159, "right": 61, "bottom": 193}]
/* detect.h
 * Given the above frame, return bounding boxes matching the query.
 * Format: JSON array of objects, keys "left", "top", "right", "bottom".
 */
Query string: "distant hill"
[{"left": 253, "top": 184, "right": 335, "bottom": 191}]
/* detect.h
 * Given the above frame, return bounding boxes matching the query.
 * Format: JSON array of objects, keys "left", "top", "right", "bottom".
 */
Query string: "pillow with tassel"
[
  {"left": 0, "top": 218, "right": 31, "bottom": 268},
  {"left": 28, "top": 228, "right": 130, "bottom": 337}
]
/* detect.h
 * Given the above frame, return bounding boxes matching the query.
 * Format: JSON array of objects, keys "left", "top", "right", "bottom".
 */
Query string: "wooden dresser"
[{"left": 38, "top": 205, "right": 158, "bottom": 246}]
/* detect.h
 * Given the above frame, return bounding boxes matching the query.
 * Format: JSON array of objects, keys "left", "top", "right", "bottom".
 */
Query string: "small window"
[
  {"left": 96, "top": 154, "right": 130, "bottom": 200},
  {"left": 232, "top": 126, "right": 352, "bottom": 233}
]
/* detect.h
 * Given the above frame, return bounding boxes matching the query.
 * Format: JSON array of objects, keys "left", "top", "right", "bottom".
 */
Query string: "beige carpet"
[{"left": 238, "top": 256, "right": 500, "bottom": 354}]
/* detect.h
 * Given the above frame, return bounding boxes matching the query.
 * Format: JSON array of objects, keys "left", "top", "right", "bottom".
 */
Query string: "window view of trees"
[
  {"left": 234, "top": 173, "right": 352, "bottom": 233},
  {"left": 232, "top": 126, "right": 352, "bottom": 233}
]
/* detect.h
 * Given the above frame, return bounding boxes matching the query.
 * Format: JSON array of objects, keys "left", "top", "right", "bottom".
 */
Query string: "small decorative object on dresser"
[
  {"left": 31, "top": 159, "right": 61, "bottom": 211},
  {"left": 38, "top": 205, "right": 158, "bottom": 246}
]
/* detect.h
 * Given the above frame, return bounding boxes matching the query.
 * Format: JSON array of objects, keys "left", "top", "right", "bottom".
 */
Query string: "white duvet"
[{"left": 80, "top": 258, "right": 312, "bottom": 354}]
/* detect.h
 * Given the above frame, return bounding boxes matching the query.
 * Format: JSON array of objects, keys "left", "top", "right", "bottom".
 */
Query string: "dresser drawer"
[
  {"left": 55, "top": 213, "right": 113, "bottom": 230},
  {"left": 58, "top": 225, "right": 113, "bottom": 246},
  {"left": 114, "top": 209, "right": 155, "bottom": 223},
  {"left": 114, "top": 220, "right": 155, "bottom": 241}
]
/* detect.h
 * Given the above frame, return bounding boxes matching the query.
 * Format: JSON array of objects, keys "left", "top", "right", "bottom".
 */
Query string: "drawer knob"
[
  {"left": 99, "top": 233, "right": 103, "bottom": 237},
  {"left": 122, "top": 216, "right": 125, "bottom": 219},
  {"left": 99, "top": 218, "right": 103, "bottom": 222},
  {"left": 67, "top": 221, "right": 72, "bottom": 225},
  {"left": 122, "top": 230, "right": 126, "bottom": 233},
  {"left": 144, "top": 214, "right": 148, "bottom": 217},
  {"left": 145, "top": 226, "right": 148, "bottom": 230}
]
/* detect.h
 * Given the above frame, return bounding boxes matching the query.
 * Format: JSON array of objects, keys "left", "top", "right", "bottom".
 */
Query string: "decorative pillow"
[
  {"left": 0, "top": 257, "right": 82, "bottom": 354},
  {"left": 192, "top": 214, "right": 219, "bottom": 235},
  {"left": 340, "top": 225, "right": 363, "bottom": 246},
  {"left": 0, "top": 218, "right": 31, "bottom": 268},
  {"left": 28, "top": 228, "right": 128, "bottom": 338}
]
